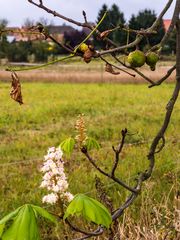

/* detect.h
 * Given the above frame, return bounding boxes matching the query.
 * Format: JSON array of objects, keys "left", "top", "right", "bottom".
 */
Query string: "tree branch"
[
  {"left": 100, "top": 56, "right": 136, "bottom": 77},
  {"left": 111, "top": 129, "right": 127, "bottom": 177},
  {"left": 28, "top": 0, "right": 90, "bottom": 27},
  {"left": 151, "top": 0, "right": 179, "bottom": 51},
  {"left": 149, "top": 65, "right": 176, "bottom": 88},
  {"left": 145, "top": 13, "right": 180, "bottom": 181},
  {"left": 81, "top": 147, "right": 137, "bottom": 193},
  {"left": 112, "top": 54, "right": 155, "bottom": 85},
  {"left": 99, "top": 0, "right": 174, "bottom": 55}
]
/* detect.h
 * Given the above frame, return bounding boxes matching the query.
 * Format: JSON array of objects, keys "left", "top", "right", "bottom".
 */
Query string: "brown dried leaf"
[
  {"left": 83, "top": 49, "right": 94, "bottom": 63},
  {"left": 10, "top": 71, "right": 23, "bottom": 105},
  {"left": 100, "top": 30, "right": 112, "bottom": 39},
  {"left": 105, "top": 63, "right": 120, "bottom": 75}
]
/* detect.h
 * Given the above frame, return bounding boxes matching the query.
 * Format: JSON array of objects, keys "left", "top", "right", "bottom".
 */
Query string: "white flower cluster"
[{"left": 40, "top": 147, "right": 74, "bottom": 205}]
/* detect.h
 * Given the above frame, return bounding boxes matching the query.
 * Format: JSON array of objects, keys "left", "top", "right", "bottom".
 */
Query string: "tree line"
[{"left": 0, "top": 3, "right": 176, "bottom": 63}]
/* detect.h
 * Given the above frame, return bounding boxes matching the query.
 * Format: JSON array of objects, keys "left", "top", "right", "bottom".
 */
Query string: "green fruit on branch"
[
  {"left": 146, "top": 52, "right": 159, "bottom": 71},
  {"left": 79, "top": 43, "right": 89, "bottom": 53},
  {"left": 127, "top": 50, "right": 146, "bottom": 68}
]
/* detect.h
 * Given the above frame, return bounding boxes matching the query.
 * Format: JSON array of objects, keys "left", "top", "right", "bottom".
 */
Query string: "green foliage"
[
  {"left": 0, "top": 204, "right": 57, "bottom": 240},
  {"left": 163, "top": 30, "right": 176, "bottom": 54},
  {"left": 129, "top": 9, "right": 165, "bottom": 50},
  {"left": 64, "top": 30, "right": 88, "bottom": 49},
  {"left": 60, "top": 137, "right": 75, "bottom": 156},
  {"left": 31, "top": 41, "right": 51, "bottom": 62},
  {"left": 7, "top": 41, "right": 33, "bottom": 62},
  {"left": 0, "top": 19, "right": 9, "bottom": 59},
  {"left": 1, "top": 205, "right": 39, "bottom": 240},
  {"left": 94, "top": 4, "right": 126, "bottom": 49},
  {"left": 64, "top": 194, "right": 112, "bottom": 228},
  {"left": 30, "top": 205, "right": 57, "bottom": 223},
  {"left": 85, "top": 137, "right": 100, "bottom": 151}
]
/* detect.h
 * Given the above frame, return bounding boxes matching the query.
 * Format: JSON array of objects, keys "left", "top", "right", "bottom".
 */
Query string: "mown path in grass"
[{"left": 0, "top": 83, "right": 179, "bottom": 238}]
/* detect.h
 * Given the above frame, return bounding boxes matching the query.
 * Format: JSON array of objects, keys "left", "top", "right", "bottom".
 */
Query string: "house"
[
  {"left": 47, "top": 24, "right": 74, "bottom": 42},
  {"left": 6, "top": 24, "right": 75, "bottom": 43},
  {"left": 7, "top": 27, "right": 43, "bottom": 42},
  {"left": 163, "top": 19, "right": 171, "bottom": 32}
]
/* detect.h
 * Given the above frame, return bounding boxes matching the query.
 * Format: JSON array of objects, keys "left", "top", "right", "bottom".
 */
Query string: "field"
[
  {"left": 0, "top": 58, "right": 176, "bottom": 83},
  {"left": 0, "top": 79, "right": 179, "bottom": 239}
]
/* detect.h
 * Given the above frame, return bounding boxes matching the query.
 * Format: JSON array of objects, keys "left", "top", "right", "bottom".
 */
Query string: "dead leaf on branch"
[
  {"left": 10, "top": 71, "right": 23, "bottom": 105},
  {"left": 83, "top": 49, "right": 94, "bottom": 63},
  {"left": 105, "top": 63, "right": 120, "bottom": 75},
  {"left": 100, "top": 29, "right": 112, "bottom": 39}
]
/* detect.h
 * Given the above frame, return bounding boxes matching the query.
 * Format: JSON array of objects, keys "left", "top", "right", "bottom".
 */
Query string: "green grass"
[{"left": 0, "top": 82, "right": 179, "bottom": 239}]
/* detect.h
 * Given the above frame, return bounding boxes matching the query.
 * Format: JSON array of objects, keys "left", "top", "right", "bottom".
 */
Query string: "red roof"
[{"left": 163, "top": 19, "right": 171, "bottom": 32}]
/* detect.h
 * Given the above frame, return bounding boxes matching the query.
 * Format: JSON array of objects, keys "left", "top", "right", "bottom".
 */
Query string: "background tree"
[
  {"left": 108, "top": 4, "right": 126, "bottom": 45},
  {"left": 94, "top": 4, "right": 126, "bottom": 49},
  {"left": 0, "top": 19, "right": 9, "bottom": 59},
  {"left": 129, "top": 9, "right": 165, "bottom": 50},
  {"left": 23, "top": 18, "right": 35, "bottom": 28},
  {"left": 93, "top": 4, "right": 108, "bottom": 49},
  {"left": 163, "top": 30, "right": 176, "bottom": 54},
  {"left": 64, "top": 29, "right": 88, "bottom": 48},
  {"left": 7, "top": 41, "right": 33, "bottom": 62}
]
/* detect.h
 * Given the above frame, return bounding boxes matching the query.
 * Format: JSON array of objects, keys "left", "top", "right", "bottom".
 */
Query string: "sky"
[{"left": 0, "top": 0, "right": 175, "bottom": 27}]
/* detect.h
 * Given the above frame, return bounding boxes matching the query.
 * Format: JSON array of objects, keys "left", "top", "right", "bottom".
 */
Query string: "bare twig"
[
  {"left": 149, "top": 65, "right": 176, "bottom": 88},
  {"left": 81, "top": 147, "right": 137, "bottom": 193},
  {"left": 66, "top": 219, "right": 104, "bottom": 236},
  {"left": 155, "top": 136, "right": 166, "bottom": 154},
  {"left": 28, "top": 0, "right": 90, "bottom": 28},
  {"left": 35, "top": 23, "right": 74, "bottom": 54},
  {"left": 151, "top": 0, "right": 179, "bottom": 51},
  {"left": 111, "top": 129, "right": 128, "bottom": 177},
  {"left": 82, "top": 11, "right": 88, "bottom": 23}
]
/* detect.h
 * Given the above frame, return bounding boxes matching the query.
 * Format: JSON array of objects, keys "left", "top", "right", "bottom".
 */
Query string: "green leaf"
[
  {"left": 31, "top": 205, "right": 57, "bottom": 224},
  {"left": 60, "top": 137, "right": 75, "bottom": 156},
  {"left": 0, "top": 206, "right": 22, "bottom": 237},
  {"left": 64, "top": 194, "right": 112, "bottom": 228},
  {"left": 0, "top": 223, "right": 5, "bottom": 237},
  {"left": 0, "top": 206, "right": 22, "bottom": 225},
  {"left": 2, "top": 205, "right": 40, "bottom": 240},
  {"left": 0, "top": 204, "right": 57, "bottom": 239},
  {"left": 85, "top": 137, "right": 100, "bottom": 151}
]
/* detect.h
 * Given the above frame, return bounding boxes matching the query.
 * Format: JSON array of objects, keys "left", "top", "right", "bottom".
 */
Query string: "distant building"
[
  {"left": 163, "top": 19, "right": 171, "bottom": 32},
  {"left": 47, "top": 24, "right": 74, "bottom": 42},
  {"left": 7, "top": 27, "right": 43, "bottom": 42}
]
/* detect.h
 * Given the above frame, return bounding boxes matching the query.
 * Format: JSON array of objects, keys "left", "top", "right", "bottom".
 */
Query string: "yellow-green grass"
[{"left": 0, "top": 82, "right": 179, "bottom": 238}]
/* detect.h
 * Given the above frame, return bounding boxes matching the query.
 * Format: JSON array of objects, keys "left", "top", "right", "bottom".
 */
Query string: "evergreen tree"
[
  {"left": 109, "top": 4, "right": 126, "bottom": 46},
  {"left": 93, "top": 4, "right": 109, "bottom": 49},
  {"left": 96, "top": 4, "right": 109, "bottom": 33},
  {"left": 128, "top": 9, "right": 165, "bottom": 51},
  {"left": 94, "top": 4, "right": 126, "bottom": 49},
  {"left": 64, "top": 30, "right": 88, "bottom": 48},
  {"left": 0, "top": 19, "right": 9, "bottom": 58},
  {"left": 163, "top": 30, "right": 176, "bottom": 54}
]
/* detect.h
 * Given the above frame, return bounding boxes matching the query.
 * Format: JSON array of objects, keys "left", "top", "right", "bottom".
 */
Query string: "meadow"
[{"left": 0, "top": 81, "right": 179, "bottom": 239}]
